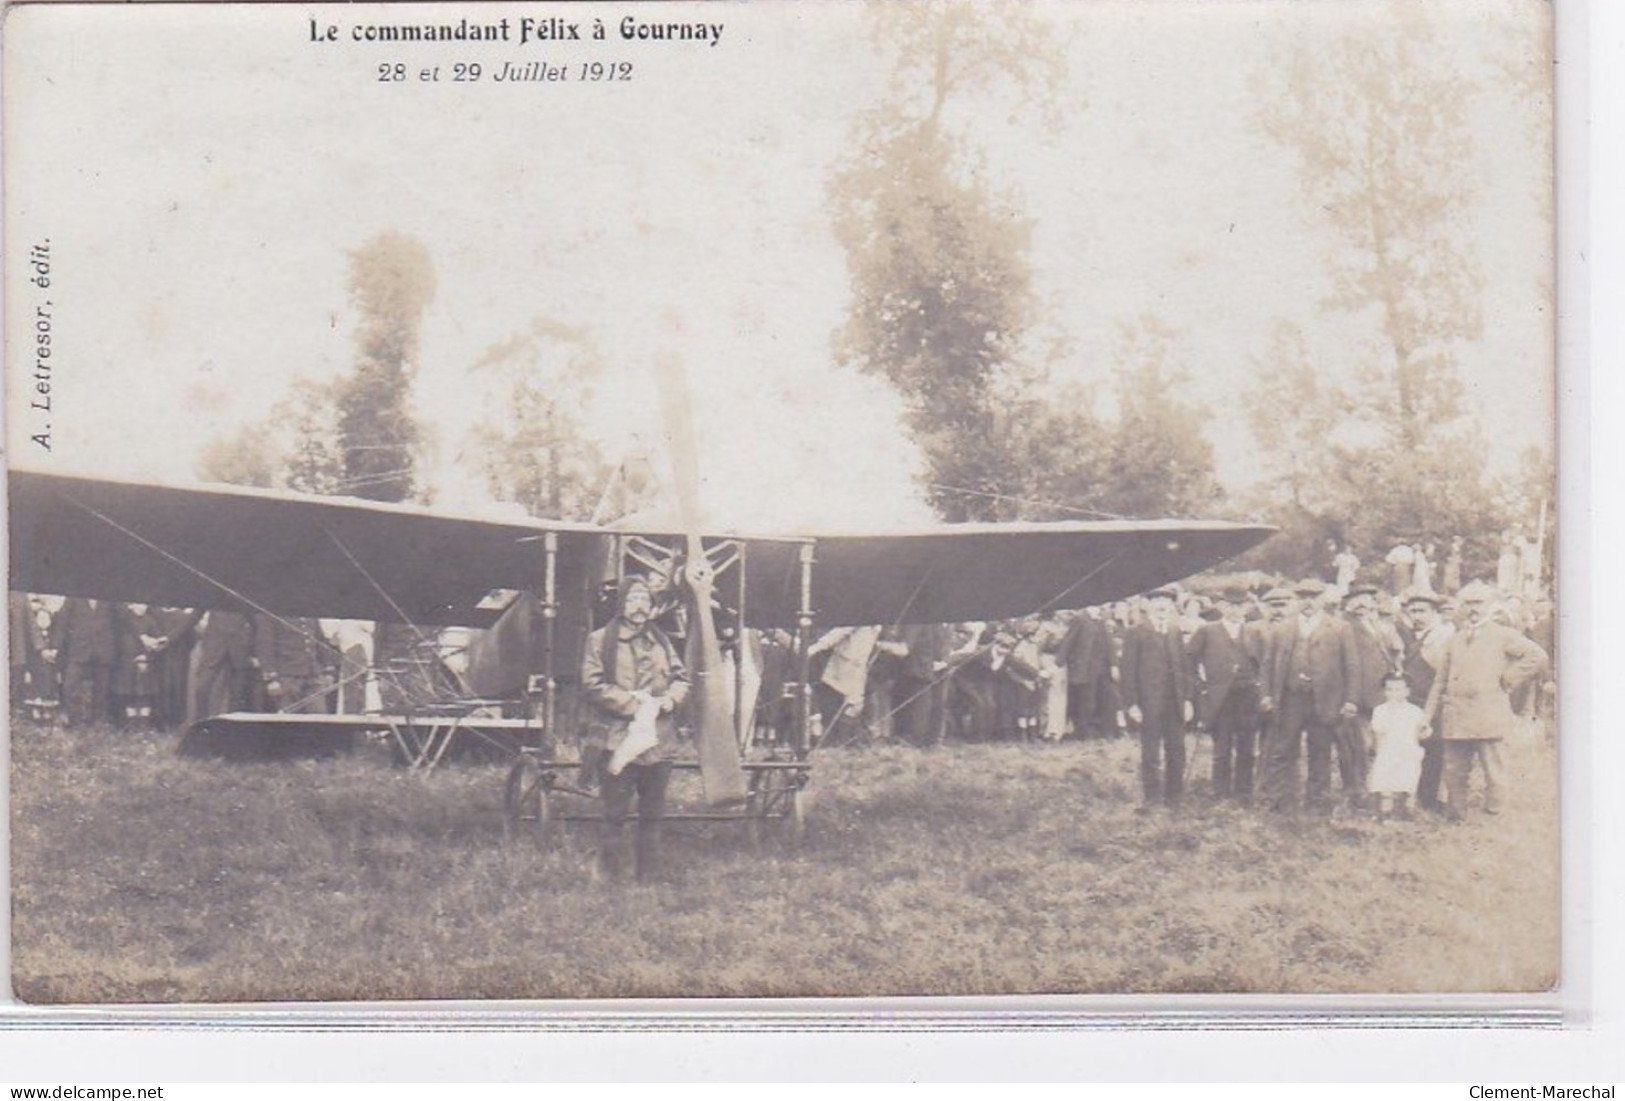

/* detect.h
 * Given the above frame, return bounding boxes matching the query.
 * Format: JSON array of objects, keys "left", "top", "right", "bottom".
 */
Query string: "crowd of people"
[
  {"left": 4, "top": 598, "right": 448, "bottom": 732},
  {"left": 12, "top": 530, "right": 1556, "bottom": 889},
  {"left": 792, "top": 553, "right": 1555, "bottom": 825}
]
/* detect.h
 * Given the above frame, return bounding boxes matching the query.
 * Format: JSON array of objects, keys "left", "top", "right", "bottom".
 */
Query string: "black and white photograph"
[{"left": 4, "top": 0, "right": 1558, "bottom": 1006}]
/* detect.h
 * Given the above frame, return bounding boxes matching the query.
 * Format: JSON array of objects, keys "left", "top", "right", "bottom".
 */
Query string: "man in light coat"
[{"left": 1423, "top": 581, "right": 1547, "bottom": 819}]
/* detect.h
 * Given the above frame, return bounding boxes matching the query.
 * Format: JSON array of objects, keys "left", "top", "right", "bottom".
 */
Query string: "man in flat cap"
[
  {"left": 1340, "top": 584, "right": 1403, "bottom": 808},
  {"left": 1119, "top": 588, "right": 1194, "bottom": 811},
  {"left": 1186, "top": 587, "right": 1266, "bottom": 802},
  {"left": 1397, "top": 588, "right": 1455, "bottom": 811},
  {"left": 1260, "top": 578, "right": 1359, "bottom": 815},
  {"left": 1422, "top": 581, "right": 1547, "bottom": 820}
]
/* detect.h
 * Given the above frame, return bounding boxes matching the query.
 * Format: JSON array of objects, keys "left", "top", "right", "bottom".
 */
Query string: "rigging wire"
[{"left": 922, "top": 481, "right": 1131, "bottom": 522}]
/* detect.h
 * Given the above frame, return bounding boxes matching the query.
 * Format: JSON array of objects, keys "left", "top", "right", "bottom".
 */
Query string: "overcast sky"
[{"left": 3, "top": 0, "right": 1553, "bottom": 531}]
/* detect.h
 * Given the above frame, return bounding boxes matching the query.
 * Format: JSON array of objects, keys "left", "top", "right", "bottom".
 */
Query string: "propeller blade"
[
  {"left": 652, "top": 349, "right": 747, "bottom": 807},
  {"left": 653, "top": 350, "right": 702, "bottom": 535}
]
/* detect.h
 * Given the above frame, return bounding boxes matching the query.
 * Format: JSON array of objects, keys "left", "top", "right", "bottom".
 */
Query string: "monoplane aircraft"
[{"left": 8, "top": 356, "right": 1274, "bottom": 835}]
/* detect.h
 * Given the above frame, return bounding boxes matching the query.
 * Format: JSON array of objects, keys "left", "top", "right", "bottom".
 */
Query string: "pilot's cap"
[{"left": 621, "top": 575, "right": 655, "bottom": 606}]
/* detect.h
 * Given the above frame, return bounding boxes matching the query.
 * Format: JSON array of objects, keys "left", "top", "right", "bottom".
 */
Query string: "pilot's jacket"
[{"left": 580, "top": 618, "right": 691, "bottom": 764}]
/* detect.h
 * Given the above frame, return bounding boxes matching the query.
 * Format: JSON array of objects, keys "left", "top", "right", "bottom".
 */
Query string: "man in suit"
[
  {"left": 1423, "top": 582, "right": 1548, "bottom": 820},
  {"left": 252, "top": 612, "right": 334, "bottom": 715},
  {"left": 1119, "top": 588, "right": 1194, "bottom": 812},
  {"left": 1340, "top": 584, "right": 1402, "bottom": 808},
  {"left": 1260, "top": 579, "right": 1360, "bottom": 816},
  {"left": 148, "top": 607, "right": 202, "bottom": 729},
  {"left": 888, "top": 622, "right": 953, "bottom": 746},
  {"left": 52, "top": 597, "right": 118, "bottom": 727},
  {"left": 190, "top": 609, "right": 258, "bottom": 723},
  {"left": 1186, "top": 587, "right": 1266, "bottom": 802},
  {"left": 1058, "top": 606, "right": 1113, "bottom": 739},
  {"left": 1396, "top": 589, "right": 1455, "bottom": 811}
]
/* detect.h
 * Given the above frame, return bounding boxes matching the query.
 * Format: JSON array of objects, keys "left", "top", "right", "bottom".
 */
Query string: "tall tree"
[
  {"left": 272, "top": 377, "right": 346, "bottom": 496},
  {"left": 1096, "top": 318, "right": 1223, "bottom": 520},
  {"left": 830, "top": 4, "right": 1066, "bottom": 522},
  {"left": 1242, "top": 320, "right": 1346, "bottom": 513},
  {"left": 195, "top": 377, "right": 348, "bottom": 494},
  {"left": 1259, "top": 6, "right": 1480, "bottom": 454},
  {"left": 196, "top": 422, "right": 276, "bottom": 488},
  {"left": 833, "top": 125, "right": 1036, "bottom": 521},
  {"left": 336, "top": 232, "right": 436, "bottom": 502},
  {"left": 468, "top": 316, "right": 609, "bottom": 521},
  {"left": 1248, "top": 8, "right": 1514, "bottom": 560}
]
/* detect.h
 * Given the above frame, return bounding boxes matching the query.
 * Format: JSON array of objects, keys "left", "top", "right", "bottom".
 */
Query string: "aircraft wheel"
[
  {"left": 786, "top": 784, "right": 809, "bottom": 846},
  {"left": 503, "top": 757, "right": 553, "bottom": 844},
  {"left": 755, "top": 768, "right": 809, "bottom": 848}
]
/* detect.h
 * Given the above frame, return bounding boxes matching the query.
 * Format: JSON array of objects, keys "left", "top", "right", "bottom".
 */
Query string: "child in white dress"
[{"left": 1368, "top": 672, "right": 1428, "bottom": 821}]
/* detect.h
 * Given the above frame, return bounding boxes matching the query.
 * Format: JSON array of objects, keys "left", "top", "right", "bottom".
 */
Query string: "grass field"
[{"left": 9, "top": 718, "right": 1559, "bottom": 1003}]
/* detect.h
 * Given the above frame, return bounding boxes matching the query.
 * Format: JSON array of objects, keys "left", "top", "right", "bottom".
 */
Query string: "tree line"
[{"left": 200, "top": 4, "right": 1552, "bottom": 581}]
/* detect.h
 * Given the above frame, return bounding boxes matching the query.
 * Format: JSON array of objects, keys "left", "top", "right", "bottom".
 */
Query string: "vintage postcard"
[{"left": 4, "top": 0, "right": 1558, "bottom": 1006}]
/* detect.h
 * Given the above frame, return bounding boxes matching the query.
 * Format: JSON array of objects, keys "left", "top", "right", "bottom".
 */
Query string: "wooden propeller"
[{"left": 653, "top": 350, "right": 748, "bottom": 807}]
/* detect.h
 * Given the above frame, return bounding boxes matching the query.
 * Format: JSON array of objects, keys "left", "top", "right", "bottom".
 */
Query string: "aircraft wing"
[
  {"left": 9, "top": 468, "right": 1273, "bottom": 630},
  {"left": 795, "top": 522, "right": 1275, "bottom": 627},
  {"left": 8, "top": 468, "right": 606, "bottom": 627}
]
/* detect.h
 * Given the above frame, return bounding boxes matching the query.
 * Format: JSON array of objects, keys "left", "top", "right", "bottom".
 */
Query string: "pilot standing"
[{"left": 580, "top": 576, "right": 690, "bottom": 882}]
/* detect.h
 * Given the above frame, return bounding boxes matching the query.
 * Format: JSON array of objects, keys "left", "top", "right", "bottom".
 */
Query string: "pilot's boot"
[
  {"left": 634, "top": 824, "right": 664, "bottom": 883},
  {"left": 599, "top": 826, "right": 632, "bottom": 881}
]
